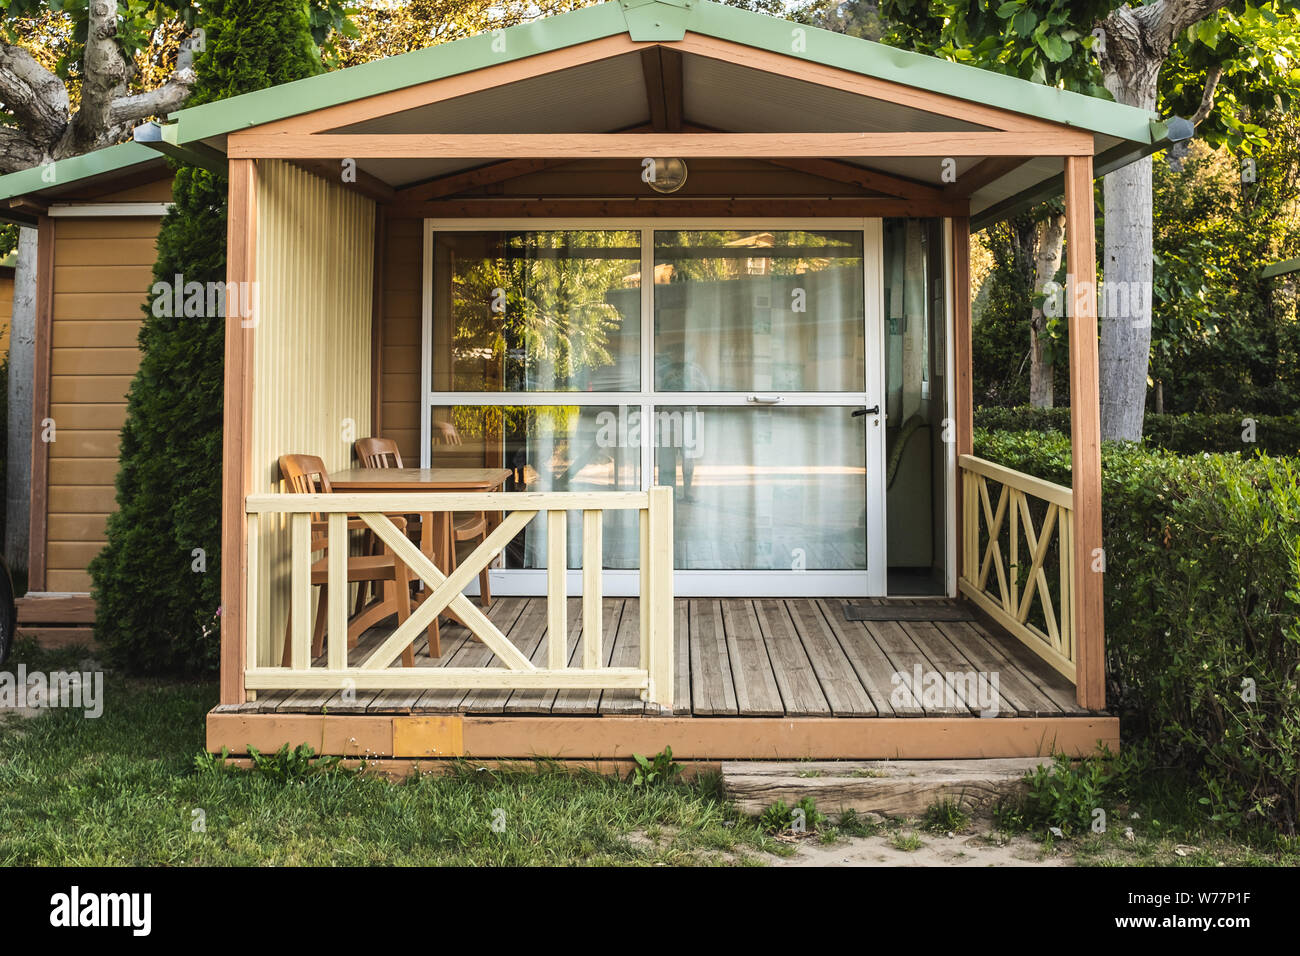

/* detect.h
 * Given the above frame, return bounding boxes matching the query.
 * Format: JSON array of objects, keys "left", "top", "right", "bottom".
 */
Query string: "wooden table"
[{"left": 328, "top": 467, "right": 511, "bottom": 572}]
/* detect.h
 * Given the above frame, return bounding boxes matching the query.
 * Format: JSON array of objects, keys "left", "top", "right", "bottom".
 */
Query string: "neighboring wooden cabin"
[{"left": 0, "top": 143, "right": 174, "bottom": 634}]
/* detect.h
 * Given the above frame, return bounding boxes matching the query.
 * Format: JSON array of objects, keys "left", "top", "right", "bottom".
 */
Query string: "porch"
[{"left": 223, "top": 597, "right": 1088, "bottom": 719}]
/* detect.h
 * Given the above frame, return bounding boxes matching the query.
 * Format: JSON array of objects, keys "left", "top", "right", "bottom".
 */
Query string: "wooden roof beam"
[
  {"left": 943, "top": 156, "right": 1030, "bottom": 199},
  {"left": 229, "top": 130, "right": 1095, "bottom": 160},
  {"left": 767, "top": 157, "right": 945, "bottom": 202}
]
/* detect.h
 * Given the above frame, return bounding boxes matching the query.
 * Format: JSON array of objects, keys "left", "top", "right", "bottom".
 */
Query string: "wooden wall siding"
[
  {"left": 44, "top": 214, "right": 162, "bottom": 591},
  {"left": 378, "top": 215, "right": 422, "bottom": 462},
  {"left": 251, "top": 159, "right": 375, "bottom": 665}
]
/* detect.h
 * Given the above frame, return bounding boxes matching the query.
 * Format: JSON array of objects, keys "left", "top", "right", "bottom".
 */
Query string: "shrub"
[
  {"left": 974, "top": 428, "right": 1300, "bottom": 830},
  {"left": 974, "top": 407, "right": 1300, "bottom": 457},
  {"left": 90, "top": 1, "right": 325, "bottom": 674}
]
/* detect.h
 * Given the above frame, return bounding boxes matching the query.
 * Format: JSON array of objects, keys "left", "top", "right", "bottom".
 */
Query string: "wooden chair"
[
  {"left": 278, "top": 454, "right": 415, "bottom": 668},
  {"left": 429, "top": 426, "right": 493, "bottom": 609}
]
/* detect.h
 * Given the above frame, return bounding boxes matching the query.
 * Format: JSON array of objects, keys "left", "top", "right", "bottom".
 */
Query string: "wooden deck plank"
[
  {"left": 899, "top": 619, "right": 1019, "bottom": 716},
  {"left": 366, "top": 626, "right": 476, "bottom": 713},
  {"left": 689, "top": 599, "right": 739, "bottom": 715},
  {"left": 599, "top": 597, "right": 647, "bottom": 715},
  {"left": 811, "top": 600, "right": 900, "bottom": 716},
  {"left": 551, "top": 599, "right": 625, "bottom": 715},
  {"left": 934, "top": 621, "right": 1066, "bottom": 717},
  {"left": 503, "top": 597, "right": 582, "bottom": 714},
  {"left": 673, "top": 599, "right": 691, "bottom": 714},
  {"left": 862, "top": 618, "right": 971, "bottom": 716},
  {"left": 720, "top": 599, "right": 783, "bottom": 716},
  {"left": 778, "top": 599, "right": 876, "bottom": 717},
  {"left": 412, "top": 597, "right": 527, "bottom": 712},
  {"left": 462, "top": 598, "right": 550, "bottom": 713},
  {"left": 752, "top": 600, "right": 832, "bottom": 716},
  {"left": 964, "top": 618, "right": 1087, "bottom": 714}
]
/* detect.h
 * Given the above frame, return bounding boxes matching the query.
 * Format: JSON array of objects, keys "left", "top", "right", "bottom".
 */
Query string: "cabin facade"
[
  {"left": 28, "top": 1, "right": 1183, "bottom": 765},
  {"left": 0, "top": 143, "right": 175, "bottom": 637}
]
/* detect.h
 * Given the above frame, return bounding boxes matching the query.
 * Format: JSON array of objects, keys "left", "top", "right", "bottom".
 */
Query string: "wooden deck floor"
[{"left": 241, "top": 598, "right": 1088, "bottom": 718}]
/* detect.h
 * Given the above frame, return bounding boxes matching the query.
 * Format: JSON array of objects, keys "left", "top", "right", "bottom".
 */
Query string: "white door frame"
[{"left": 420, "top": 217, "right": 888, "bottom": 597}]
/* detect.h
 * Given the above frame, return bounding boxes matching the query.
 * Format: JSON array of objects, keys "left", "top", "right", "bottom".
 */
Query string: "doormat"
[{"left": 842, "top": 602, "right": 975, "bottom": 622}]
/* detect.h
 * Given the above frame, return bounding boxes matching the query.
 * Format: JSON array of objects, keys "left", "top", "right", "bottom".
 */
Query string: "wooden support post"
[
  {"left": 1064, "top": 155, "right": 1105, "bottom": 711},
  {"left": 327, "top": 511, "right": 347, "bottom": 671},
  {"left": 951, "top": 217, "right": 973, "bottom": 597},
  {"left": 221, "top": 158, "right": 257, "bottom": 705},
  {"left": 582, "top": 510, "right": 603, "bottom": 670},
  {"left": 547, "top": 511, "right": 567, "bottom": 670},
  {"left": 647, "top": 486, "right": 674, "bottom": 710}
]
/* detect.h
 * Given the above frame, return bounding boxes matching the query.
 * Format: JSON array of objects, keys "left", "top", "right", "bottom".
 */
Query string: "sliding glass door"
[{"left": 422, "top": 220, "right": 886, "bottom": 596}]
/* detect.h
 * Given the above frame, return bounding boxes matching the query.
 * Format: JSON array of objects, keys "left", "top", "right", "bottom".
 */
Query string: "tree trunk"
[
  {"left": 1030, "top": 212, "right": 1065, "bottom": 408},
  {"left": 1098, "top": 21, "right": 1162, "bottom": 441},
  {"left": 5, "top": 227, "right": 37, "bottom": 577}
]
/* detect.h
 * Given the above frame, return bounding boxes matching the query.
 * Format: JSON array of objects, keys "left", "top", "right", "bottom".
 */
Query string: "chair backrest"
[
  {"left": 279, "top": 454, "right": 333, "bottom": 536},
  {"left": 355, "top": 436, "right": 403, "bottom": 468},
  {"left": 432, "top": 420, "right": 463, "bottom": 446}
]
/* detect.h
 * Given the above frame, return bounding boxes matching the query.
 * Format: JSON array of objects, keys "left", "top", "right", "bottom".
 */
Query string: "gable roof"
[
  {"left": 167, "top": 0, "right": 1159, "bottom": 148},
  {"left": 1, "top": 0, "right": 1175, "bottom": 228},
  {"left": 0, "top": 142, "right": 168, "bottom": 224}
]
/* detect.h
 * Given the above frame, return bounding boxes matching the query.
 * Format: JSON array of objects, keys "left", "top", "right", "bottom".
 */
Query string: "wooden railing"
[
  {"left": 242, "top": 488, "right": 674, "bottom": 709},
  {"left": 959, "top": 455, "right": 1076, "bottom": 683}
]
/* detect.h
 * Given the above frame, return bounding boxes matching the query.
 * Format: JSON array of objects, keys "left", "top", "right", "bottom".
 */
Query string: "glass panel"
[
  {"left": 431, "top": 404, "right": 641, "bottom": 569},
  {"left": 431, "top": 230, "right": 641, "bottom": 392},
  {"left": 653, "top": 406, "right": 866, "bottom": 570},
  {"left": 882, "top": 218, "right": 946, "bottom": 591},
  {"left": 653, "top": 230, "right": 865, "bottom": 392}
]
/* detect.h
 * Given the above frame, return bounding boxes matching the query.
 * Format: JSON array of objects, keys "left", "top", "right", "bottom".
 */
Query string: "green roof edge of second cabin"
[
  {"left": 0, "top": 140, "right": 160, "bottom": 204},
  {"left": 166, "top": 0, "right": 1160, "bottom": 148}
]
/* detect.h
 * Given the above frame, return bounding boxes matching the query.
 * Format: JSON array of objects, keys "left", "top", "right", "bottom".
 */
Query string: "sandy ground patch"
[{"left": 774, "top": 828, "right": 1070, "bottom": 867}]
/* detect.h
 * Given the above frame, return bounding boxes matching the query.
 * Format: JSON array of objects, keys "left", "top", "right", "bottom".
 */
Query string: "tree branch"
[
  {"left": 0, "top": 41, "right": 70, "bottom": 149},
  {"left": 0, "top": 125, "right": 47, "bottom": 173},
  {"left": 109, "top": 40, "right": 196, "bottom": 126},
  {"left": 1190, "top": 63, "right": 1224, "bottom": 127},
  {"left": 65, "top": 0, "right": 133, "bottom": 154}
]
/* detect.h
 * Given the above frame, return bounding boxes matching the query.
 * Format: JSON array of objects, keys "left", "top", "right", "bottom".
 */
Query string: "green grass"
[
  {"left": 0, "top": 641, "right": 778, "bottom": 866},
  {"left": 3, "top": 640, "right": 1297, "bottom": 866}
]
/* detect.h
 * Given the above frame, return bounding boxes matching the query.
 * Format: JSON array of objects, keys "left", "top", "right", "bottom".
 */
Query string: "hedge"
[
  {"left": 974, "top": 406, "right": 1300, "bottom": 457},
  {"left": 974, "top": 428, "right": 1300, "bottom": 830}
]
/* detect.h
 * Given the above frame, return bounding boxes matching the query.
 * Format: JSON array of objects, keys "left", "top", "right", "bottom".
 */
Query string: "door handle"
[
  {"left": 852, "top": 405, "right": 880, "bottom": 417},
  {"left": 747, "top": 394, "right": 783, "bottom": 405}
]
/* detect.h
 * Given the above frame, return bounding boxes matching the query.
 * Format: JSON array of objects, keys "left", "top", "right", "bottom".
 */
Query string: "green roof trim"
[
  {"left": 1262, "top": 257, "right": 1300, "bottom": 279},
  {"left": 0, "top": 141, "right": 163, "bottom": 204},
  {"left": 166, "top": 0, "right": 1160, "bottom": 150}
]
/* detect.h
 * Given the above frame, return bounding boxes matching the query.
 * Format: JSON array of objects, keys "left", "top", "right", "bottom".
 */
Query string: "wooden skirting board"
[
  {"left": 15, "top": 594, "right": 98, "bottom": 649},
  {"left": 207, "top": 711, "right": 1119, "bottom": 762}
]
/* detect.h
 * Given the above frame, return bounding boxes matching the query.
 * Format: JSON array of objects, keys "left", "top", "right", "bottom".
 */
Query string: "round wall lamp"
[{"left": 644, "top": 157, "right": 688, "bottom": 194}]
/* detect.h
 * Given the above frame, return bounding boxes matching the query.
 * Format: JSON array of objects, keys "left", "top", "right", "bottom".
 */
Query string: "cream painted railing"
[
  {"left": 242, "top": 488, "right": 674, "bottom": 709},
  {"left": 959, "top": 455, "right": 1076, "bottom": 683}
]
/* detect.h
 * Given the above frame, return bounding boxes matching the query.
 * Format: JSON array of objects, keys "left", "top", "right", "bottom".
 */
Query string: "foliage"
[
  {"left": 1021, "top": 752, "right": 1116, "bottom": 836},
  {"left": 972, "top": 215, "right": 1070, "bottom": 406},
  {"left": 921, "top": 798, "right": 971, "bottom": 833},
  {"left": 975, "top": 406, "right": 1300, "bottom": 456},
  {"left": 90, "top": 0, "right": 325, "bottom": 675},
  {"left": 976, "top": 429, "right": 1300, "bottom": 830},
  {"left": 1151, "top": 134, "right": 1300, "bottom": 415},
  {"left": 758, "top": 796, "right": 826, "bottom": 834},
  {"left": 244, "top": 744, "right": 348, "bottom": 782},
  {"left": 629, "top": 747, "right": 682, "bottom": 789}
]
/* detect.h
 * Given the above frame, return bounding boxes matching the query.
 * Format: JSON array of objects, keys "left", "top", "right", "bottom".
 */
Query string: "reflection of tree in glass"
[
  {"left": 654, "top": 230, "right": 862, "bottom": 283},
  {"left": 451, "top": 230, "right": 639, "bottom": 392}
]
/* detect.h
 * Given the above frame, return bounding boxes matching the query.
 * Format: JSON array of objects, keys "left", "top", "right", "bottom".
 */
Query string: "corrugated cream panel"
[{"left": 251, "top": 160, "right": 375, "bottom": 665}]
